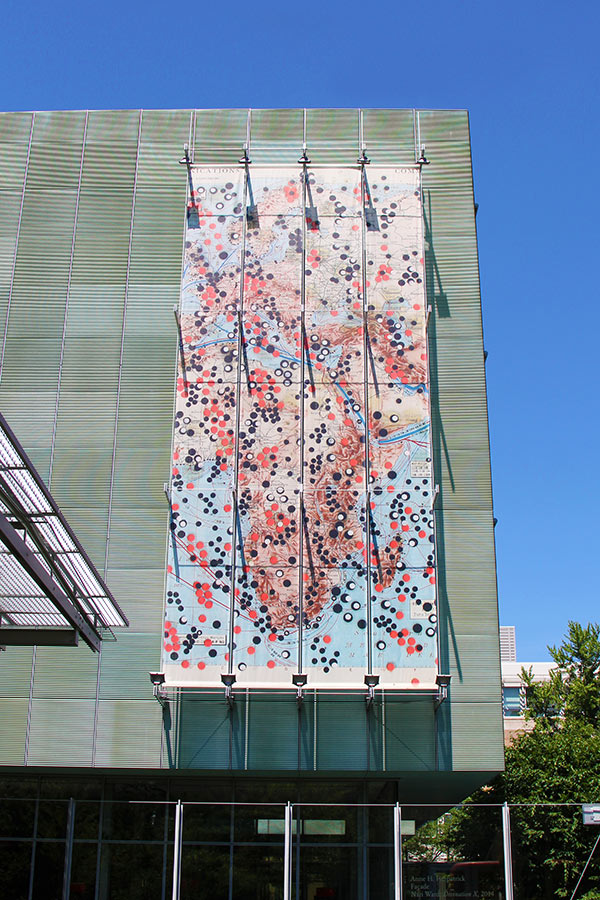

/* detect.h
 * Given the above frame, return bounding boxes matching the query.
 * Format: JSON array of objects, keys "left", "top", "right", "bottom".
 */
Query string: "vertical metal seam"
[
  {"left": 27, "top": 793, "right": 39, "bottom": 900},
  {"left": 502, "top": 802, "right": 515, "bottom": 900},
  {"left": 382, "top": 689, "right": 386, "bottom": 771},
  {"left": 2, "top": 111, "right": 35, "bottom": 770},
  {"left": 0, "top": 111, "right": 35, "bottom": 381},
  {"left": 244, "top": 687, "right": 249, "bottom": 769},
  {"left": 92, "top": 109, "right": 142, "bottom": 766},
  {"left": 61, "top": 797, "right": 75, "bottom": 900},
  {"left": 160, "top": 110, "right": 195, "bottom": 696},
  {"left": 419, "top": 159, "right": 440, "bottom": 680},
  {"left": 394, "top": 802, "right": 403, "bottom": 900},
  {"left": 171, "top": 799, "right": 183, "bottom": 900},
  {"left": 103, "top": 107, "right": 143, "bottom": 573},
  {"left": 23, "top": 645, "right": 36, "bottom": 764},
  {"left": 191, "top": 108, "right": 197, "bottom": 163},
  {"left": 313, "top": 688, "right": 317, "bottom": 770},
  {"left": 283, "top": 801, "right": 292, "bottom": 900},
  {"left": 227, "top": 110, "right": 251, "bottom": 675},
  {"left": 412, "top": 109, "right": 418, "bottom": 164},
  {"left": 48, "top": 110, "right": 89, "bottom": 479},
  {"left": 91, "top": 643, "right": 102, "bottom": 766}
]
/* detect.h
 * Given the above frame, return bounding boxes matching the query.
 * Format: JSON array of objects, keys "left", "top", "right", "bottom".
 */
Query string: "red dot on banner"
[
  {"left": 197, "top": 662, "right": 205, "bottom": 670},
  {"left": 411, "top": 678, "right": 420, "bottom": 685},
  {"left": 204, "top": 639, "right": 212, "bottom": 647},
  {"left": 387, "top": 662, "right": 395, "bottom": 672},
  {"left": 181, "top": 660, "right": 189, "bottom": 669},
  {"left": 267, "top": 660, "right": 276, "bottom": 669}
]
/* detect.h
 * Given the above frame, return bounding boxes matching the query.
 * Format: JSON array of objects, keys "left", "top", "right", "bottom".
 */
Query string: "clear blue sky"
[{"left": 2, "top": 0, "right": 598, "bottom": 660}]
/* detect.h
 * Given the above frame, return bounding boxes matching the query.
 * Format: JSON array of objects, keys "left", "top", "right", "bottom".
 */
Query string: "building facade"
[{"left": 0, "top": 108, "right": 504, "bottom": 898}]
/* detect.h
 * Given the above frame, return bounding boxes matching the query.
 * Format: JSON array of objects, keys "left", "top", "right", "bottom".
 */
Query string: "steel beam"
[
  {"left": 0, "top": 629, "right": 79, "bottom": 646},
  {"left": 0, "top": 512, "right": 100, "bottom": 651}
]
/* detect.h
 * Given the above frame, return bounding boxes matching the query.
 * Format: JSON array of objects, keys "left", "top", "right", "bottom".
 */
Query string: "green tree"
[
  {"left": 448, "top": 622, "right": 600, "bottom": 900},
  {"left": 523, "top": 622, "right": 600, "bottom": 728}
]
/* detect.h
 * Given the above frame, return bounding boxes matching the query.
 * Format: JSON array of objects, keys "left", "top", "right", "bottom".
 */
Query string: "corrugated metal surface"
[
  {"left": 0, "top": 699, "right": 29, "bottom": 762},
  {"left": 385, "top": 700, "right": 435, "bottom": 770},
  {"left": 177, "top": 696, "right": 236, "bottom": 770},
  {"left": 316, "top": 699, "right": 368, "bottom": 770},
  {"left": 0, "top": 647, "right": 33, "bottom": 698},
  {"left": 94, "top": 700, "right": 162, "bottom": 767},
  {"left": 247, "top": 696, "right": 299, "bottom": 770},
  {"left": 32, "top": 645, "right": 98, "bottom": 699},
  {"left": 99, "top": 634, "right": 160, "bottom": 700},
  {"left": 450, "top": 701, "right": 505, "bottom": 771},
  {"left": 0, "top": 108, "right": 502, "bottom": 778},
  {"left": 27, "top": 699, "right": 95, "bottom": 766}
]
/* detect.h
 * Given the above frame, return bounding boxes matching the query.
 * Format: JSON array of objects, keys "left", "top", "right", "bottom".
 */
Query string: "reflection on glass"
[
  {"left": 369, "top": 846, "right": 393, "bottom": 900},
  {"left": 235, "top": 805, "right": 287, "bottom": 843},
  {"left": 72, "top": 800, "right": 100, "bottom": 840},
  {"left": 402, "top": 806, "right": 505, "bottom": 900},
  {"left": 97, "top": 843, "right": 166, "bottom": 900},
  {"left": 37, "top": 799, "right": 68, "bottom": 838},
  {"left": 32, "top": 841, "right": 66, "bottom": 899},
  {"left": 233, "top": 845, "right": 284, "bottom": 900},
  {"left": 299, "top": 806, "right": 357, "bottom": 843},
  {"left": 0, "top": 798, "right": 36, "bottom": 838},
  {"left": 71, "top": 842, "right": 98, "bottom": 899},
  {"left": 101, "top": 800, "right": 166, "bottom": 842},
  {"left": 0, "top": 840, "right": 32, "bottom": 899},
  {"left": 183, "top": 802, "right": 231, "bottom": 843},
  {"left": 297, "top": 846, "right": 358, "bottom": 900},
  {"left": 181, "top": 846, "right": 230, "bottom": 899}
]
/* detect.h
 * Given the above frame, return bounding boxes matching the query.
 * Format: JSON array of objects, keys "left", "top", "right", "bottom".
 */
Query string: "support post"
[
  {"left": 284, "top": 801, "right": 293, "bottom": 900},
  {"left": 62, "top": 798, "right": 75, "bottom": 900},
  {"left": 502, "top": 802, "right": 515, "bottom": 900},
  {"left": 394, "top": 802, "right": 403, "bottom": 900},
  {"left": 172, "top": 799, "right": 183, "bottom": 900}
]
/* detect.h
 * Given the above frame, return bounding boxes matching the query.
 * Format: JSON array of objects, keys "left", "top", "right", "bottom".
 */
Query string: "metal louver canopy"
[{"left": 0, "top": 413, "right": 128, "bottom": 651}]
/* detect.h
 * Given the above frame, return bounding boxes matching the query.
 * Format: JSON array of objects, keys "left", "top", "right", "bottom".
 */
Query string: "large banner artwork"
[{"left": 163, "top": 166, "right": 437, "bottom": 689}]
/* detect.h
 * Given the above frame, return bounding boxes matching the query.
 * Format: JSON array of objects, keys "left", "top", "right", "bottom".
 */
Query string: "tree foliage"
[
  {"left": 448, "top": 622, "right": 600, "bottom": 900},
  {"left": 523, "top": 622, "right": 600, "bottom": 729}
]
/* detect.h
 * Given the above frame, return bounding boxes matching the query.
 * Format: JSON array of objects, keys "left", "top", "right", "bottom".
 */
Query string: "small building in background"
[{"left": 500, "top": 626, "right": 553, "bottom": 743}]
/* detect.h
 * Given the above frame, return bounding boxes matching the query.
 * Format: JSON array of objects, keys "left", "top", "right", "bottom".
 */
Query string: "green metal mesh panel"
[
  {"left": 316, "top": 698, "right": 368, "bottom": 770},
  {"left": 99, "top": 634, "right": 160, "bottom": 700},
  {"left": 0, "top": 699, "right": 28, "bottom": 763},
  {"left": 177, "top": 696, "right": 232, "bottom": 769},
  {"left": 0, "top": 648, "right": 33, "bottom": 699},
  {"left": 32, "top": 645, "right": 98, "bottom": 700},
  {"left": 27, "top": 699, "right": 95, "bottom": 766},
  {"left": 247, "top": 697, "right": 299, "bottom": 770},
  {"left": 450, "top": 701, "right": 504, "bottom": 771},
  {"left": 385, "top": 700, "right": 435, "bottom": 770},
  {"left": 94, "top": 700, "right": 162, "bottom": 767}
]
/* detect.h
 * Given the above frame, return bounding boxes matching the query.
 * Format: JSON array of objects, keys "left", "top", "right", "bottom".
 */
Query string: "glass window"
[{"left": 503, "top": 686, "right": 523, "bottom": 717}]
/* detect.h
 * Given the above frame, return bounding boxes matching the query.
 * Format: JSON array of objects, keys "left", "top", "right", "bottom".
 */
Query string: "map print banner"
[{"left": 163, "top": 166, "right": 437, "bottom": 690}]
